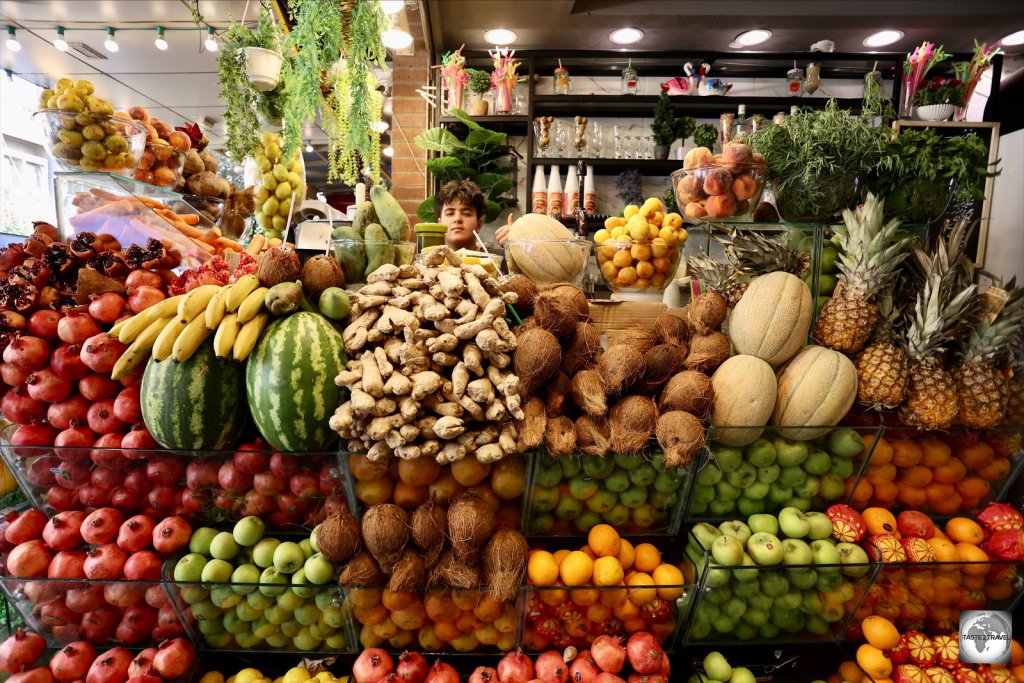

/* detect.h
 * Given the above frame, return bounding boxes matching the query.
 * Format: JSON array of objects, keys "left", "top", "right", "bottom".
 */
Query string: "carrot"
[
  {"left": 245, "top": 234, "right": 266, "bottom": 256},
  {"left": 190, "top": 238, "right": 215, "bottom": 253},
  {"left": 198, "top": 229, "right": 220, "bottom": 245},
  {"left": 179, "top": 214, "right": 201, "bottom": 226}
]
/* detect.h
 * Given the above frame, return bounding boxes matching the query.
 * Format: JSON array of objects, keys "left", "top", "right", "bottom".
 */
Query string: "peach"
[
  {"left": 167, "top": 130, "right": 192, "bottom": 151},
  {"left": 706, "top": 193, "right": 737, "bottom": 218},
  {"left": 683, "top": 146, "right": 714, "bottom": 170},
  {"left": 138, "top": 148, "right": 155, "bottom": 171},
  {"left": 702, "top": 167, "right": 733, "bottom": 196},
  {"left": 732, "top": 173, "right": 760, "bottom": 201},
  {"left": 676, "top": 174, "right": 706, "bottom": 203},
  {"left": 722, "top": 140, "right": 754, "bottom": 174},
  {"left": 752, "top": 152, "right": 767, "bottom": 165},
  {"left": 127, "top": 105, "right": 150, "bottom": 123},
  {"left": 684, "top": 202, "right": 708, "bottom": 220},
  {"left": 152, "top": 166, "right": 177, "bottom": 187},
  {"left": 736, "top": 199, "right": 750, "bottom": 215},
  {"left": 133, "top": 168, "right": 154, "bottom": 185},
  {"left": 151, "top": 119, "right": 173, "bottom": 140}
]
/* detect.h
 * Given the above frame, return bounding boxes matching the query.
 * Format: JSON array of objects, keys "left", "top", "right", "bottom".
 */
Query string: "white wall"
[{"left": 985, "top": 127, "right": 1024, "bottom": 283}]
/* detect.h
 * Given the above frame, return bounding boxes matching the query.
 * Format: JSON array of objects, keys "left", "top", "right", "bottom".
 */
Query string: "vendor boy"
[{"left": 437, "top": 180, "right": 486, "bottom": 250}]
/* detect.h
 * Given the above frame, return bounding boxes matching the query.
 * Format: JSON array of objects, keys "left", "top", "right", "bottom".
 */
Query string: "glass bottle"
[
  {"left": 719, "top": 113, "right": 736, "bottom": 146},
  {"left": 734, "top": 104, "right": 748, "bottom": 141},
  {"left": 787, "top": 67, "right": 805, "bottom": 97},
  {"left": 621, "top": 59, "right": 638, "bottom": 95},
  {"left": 554, "top": 66, "right": 570, "bottom": 95}
]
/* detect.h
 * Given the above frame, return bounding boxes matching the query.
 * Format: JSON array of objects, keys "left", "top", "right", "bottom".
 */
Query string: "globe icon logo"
[{"left": 960, "top": 610, "right": 1012, "bottom": 664}]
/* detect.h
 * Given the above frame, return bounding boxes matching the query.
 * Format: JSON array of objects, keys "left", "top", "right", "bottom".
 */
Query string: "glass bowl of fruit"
[
  {"left": 504, "top": 238, "right": 593, "bottom": 287},
  {"left": 34, "top": 109, "right": 147, "bottom": 175},
  {"left": 672, "top": 145, "right": 768, "bottom": 224},
  {"left": 595, "top": 236, "right": 684, "bottom": 296},
  {"left": 132, "top": 141, "right": 185, "bottom": 189}
]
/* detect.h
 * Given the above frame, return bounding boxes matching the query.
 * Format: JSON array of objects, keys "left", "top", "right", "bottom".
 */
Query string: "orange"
[
  {"left": 960, "top": 497, "right": 981, "bottom": 512},
  {"left": 433, "top": 620, "right": 460, "bottom": 641},
  {"left": 538, "top": 586, "right": 567, "bottom": 607},
  {"left": 586, "top": 603, "right": 611, "bottom": 623},
  {"left": 865, "top": 434, "right": 893, "bottom": 465},
  {"left": 984, "top": 581, "right": 1014, "bottom": 601},
  {"left": 946, "top": 517, "right": 984, "bottom": 544},
  {"left": 382, "top": 589, "right": 417, "bottom": 611},
  {"left": 652, "top": 564, "right": 685, "bottom": 600},
  {"left": 866, "top": 463, "right": 898, "bottom": 485},
  {"left": 559, "top": 551, "right": 594, "bottom": 587},
  {"left": 1012, "top": 639, "right": 1024, "bottom": 665},
  {"left": 581, "top": 546, "right": 597, "bottom": 559},
  {"left": 890, "top": 439, "right": 924, "bottom": 467},
  {"left": 527, "top": 550, "right": 560, "bottom": 586},
  {"left": 451, "top": 588, "right": 479, "bottom": 610},
  {"left": 618, "top": 539, "right": 636, "bottom": 570},
  {"left": 958, "top": 442, "right": 995, "bottom": 469},
  {"left": 474, "top": 594, "right": 505, "bottom": 622},
  {"left": 612, "top": 597, "right": 641, "bottom": 620},
  {"left": 633, "top": 543, "right": 662, "bottom": 573},
  {"left": 976, "top": 457, "right": 1012, "bottom": 481},
  {"left": 392, "top": 481, "right": 429, "bottom": 509},
  {"left": 961, "top": 574, "right": 986, "bottom": 590},
  {"left": 901, "top": 594, "right": 927, "bottom": 623},
  {"left": 592, "top": 556, "right": 625, "bottom": 586},
  {"left": 956, "top": 542, "right": 991, "bottom": 576},
  {"left": 926, "top": 484, "right": 962, "bottom": 515},
  {"left": 553, "top": 549, "right": 571, "bottom": 565},
  {"left": 896, "top": 481, "right": 928, "bottom": 508},
  {"left": 850, "top": 479, "right": 874, "bottom": 507},
  {"left": 863, "top": 508, "right": 900, "bottom": 537},
  {"left": 569, "top": 588, "right": 599, "bottom": 606},
  {"left": 587, "top": 524, "right": 622, "bottom": 558},
  {"left": 872, "top": 481, "right": 899, "bottom": 504},
  {"left": 1012, "top": 664, "right": 1024, "bottom": 683},
  {"left": 625, "top": 572, "right": 657, "bottom": 606},
  {"left": 397, "top": 457, "right": 442, "bottom": 486},
  {"left": 839, "top": 661, "right": 863, "bottom": 682},
  {"left": 933, "top": 457, "right": 968, "bottom": 484},
  {"left": 954, "top": 476, "right": 990, "bottom": 500},
  {"left": 927, "top": 537, "right": 959, "bottom": 563},
  {"left": 918, "top": 435, "right": 953, "bottom": 467},
  {"left": 862, "top": 615, "right": 900, "bottom": 650},
  {"left": 598, "top": 583, "right": 628, "bottom": 608},
  {"left": 856, "top": 643, "right": 893, "bottom": 679},
  {"left": 898, "top": 465, "right": 933, "bottom": 487}
]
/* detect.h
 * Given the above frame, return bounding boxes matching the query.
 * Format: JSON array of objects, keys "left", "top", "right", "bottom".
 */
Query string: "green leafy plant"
[
  {"left": 651, "top": 92, "right": 696, "bottom": 147},
  {"left": 414, "top": 109, "right": 518, "bottom": 223},
  {"left": 692, "top": 123, "right": 718, "bottom": 150},
  {"left": 469, "top": 69, "right": 492, "bottom": 96},
  {"left": 914, "top": 77, "right": 966, "bottom": 107}
]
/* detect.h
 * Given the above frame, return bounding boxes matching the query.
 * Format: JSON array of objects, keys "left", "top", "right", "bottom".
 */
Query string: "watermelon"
[
  {"left": 141, "top": 339, "right": 248, "bottom": 450},
  {"left": 245, "top": 312, "right": 347, "bottom": 452}
]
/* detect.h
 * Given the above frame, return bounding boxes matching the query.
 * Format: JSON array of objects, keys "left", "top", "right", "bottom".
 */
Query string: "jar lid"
[{"left": 415, "top": 223, "right": 447, "bottom": 234}]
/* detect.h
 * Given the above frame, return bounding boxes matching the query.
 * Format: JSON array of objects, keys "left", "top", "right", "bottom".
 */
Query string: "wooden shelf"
[
  {"left": 439, "top": 114, "right": 529, "bottom": 135},
  {"left": 532, "top": 94, "right": 863, "bottom": 117},
  {"left": 529, "top": 157, "right": 682, "bottom": 175}
]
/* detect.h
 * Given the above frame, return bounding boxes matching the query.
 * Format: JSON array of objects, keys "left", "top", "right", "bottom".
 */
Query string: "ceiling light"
[
  {"left": 1000, "top": 30, "right": 1024, "bottom": 46},
  {"left": 382, "top": 146, "right": 394, "bottom": 158},
  {"left": 733, "top": 29, "right": 772, "bottom": 46},
  {"left": 380, "top": 0, "right": 405, "bottom": 14},
  {"left": 305, "top": 141, "right": 314, "bottom": 153},
  {"left": 372, "top": 120, "right": 389, "bottom": 133},
  {"left": 54, "top": 27, "right": 68, "bottom": 52},
  {"left": 863, "top": 30, "right": 904, "bottom": 47},
  {"left": 483, "top": 28, "right": 517, "bottom": 45},
  {"left": 382, "top": 28, "right": 413, "bottom": 50},
  {"left": 609, "top": 27, "right": 643, "bottom": 45},
  {"left": 154, "top": 26, "right": 168, "bottom": 51},
  {"left": 104, "top": 27, "right": 118, "bottom": 53},
  {"left": 205, "top": 27, "right": 217, "bottom": 52},
  {"left": 6, "top": 27, "right": 21, "bottom": 52}
]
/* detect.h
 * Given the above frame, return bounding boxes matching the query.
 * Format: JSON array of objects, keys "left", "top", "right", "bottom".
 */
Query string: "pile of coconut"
[
  {"left": 506, "top": 279, "right": 729, "bottom": 468},
  {"left": 315, "top": 497, "right": 528, "bottom": 605}
]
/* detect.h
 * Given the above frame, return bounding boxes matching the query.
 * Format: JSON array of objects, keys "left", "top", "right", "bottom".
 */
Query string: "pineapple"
[
  {"left": 685, "top": 254, "right": 747, "bottom": 307},
  {"left": 723, "top": 228, "right": 811, "bottom": 280},
  {"left": 855, "top": 294, "right": 909, "bottom": 410},
  {"left": 1004, "top": 345, "right": 1024, "bottom": 425},
  {"left": 813, "top": 193, "right": 912, "bottom": 353}
]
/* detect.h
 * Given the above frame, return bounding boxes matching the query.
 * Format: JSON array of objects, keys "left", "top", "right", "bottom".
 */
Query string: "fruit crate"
[
  {"left": 0, "top": 424, "right": 354, "bottom": 528},
  {"left": 682, "top": 524, "right": 878, "bottom": 645},
  {"left": 522, "top": 448, "right": 695, "bottom": 536},
  {"left": 687, "top": 425, "right": 883, "bottom": 521}
]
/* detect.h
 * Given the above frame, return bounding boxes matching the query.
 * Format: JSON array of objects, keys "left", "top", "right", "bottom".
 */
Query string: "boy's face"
[{"left": 440, "top": 200, "right": 479, "bottom": 248}]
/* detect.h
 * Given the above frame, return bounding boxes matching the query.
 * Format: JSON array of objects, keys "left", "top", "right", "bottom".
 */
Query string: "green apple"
[
  {"left": 758, "top": 621, "right": 780, "bottom": 639},
  {"left": 711, "top": 535, "right": 745, "bottom": 566},
  {"left": 735, "top": 553, "right": 760, "bottom": 582},
  {"left": 290, "top": 568, "right": 319, "bottom": 599},
  {"left": 280, "top": 618, "right": 302, "bottom": 637},
  {"left": 259, "top": 566, "right": 289, "bottom": 596},
  {"left": 699, "top": 557, "right": 732, "bottom": 589},
  {"left": 305, "top": 554, "right": 336, "bottom": 585},
  {"left": 746, "top": 532, "right": 784, "bottom": 566},
  {"left": 715, "top": 480, "right": 741, "bottom": 501},
  {"left": 210, "top": 531, "right": 240, "bottom": 561},
  {"left": 827, "top": 456, "right": 855, "bottom": 479},
  {"left": 294, "top": 602, "right": 320, "bottom": 626},
  {"left": 718, "top": 521, "right": 752, "bottom": 545},
  {"left": 602, "top": 470, "right": 631, "bottom": 493},
  {"left": 712, "top": 614, "right": 734, "bottom": 633},
  {"left": 734, "top": 621, "right": 758, "bottom": 640},
  {"left": 173, "top": 553, "right": 208, "bottom": 582},
  {"left": 273, "top": 541, "right": 305, "bottom": 574},
  {"left": 821, "top": 601, "right": 846, "bottom": 623},
  {"left": 828, "top": 428, "right": 864, "bottom": 458},
  {"left": 703, "top": 652, "right": 733, "bottom": 682},
  {"left": 737, "top": 497, "right": 766, "bottom": 517},
  {"left": 230, "top": 563, "right": 261, "bottom": 594},
  {"left": 770, "top": 606, "right": 802, "bottom": 631},
  {"left": 722, "top": 596, "right": 747, "bottom": 620},
  {"left": 787, "top": 567, "right": 818, "bottom": 589},
  {"left": 554, "top": 496, "right": 583, "bottom": 520},
  {"left": 204, "top": 632, "right": 235, "bottom": 648},
  {"left": 324, "top": 632, "right": 348, "bottom": 649},
  {"left": 743, "top": 481, "right": 770, "bottom": 500},
  {"left": 582, "top": 455, "right": 614, "bottom": 479},
  {"left": 247, "top": 591, "right": 274, "bottom": 610},
  {"left": 211, "top": 585, "right": 243, "bottom": 609},
  {"left": 559, "top": 457, "right": 582, "bottom": 478},
  {"left": 613, "top": 453, "right": 639, "bottom": 470},
  {"left": 774, "top": 438, "right": 808, "bottom": 467},
  {"left": 731, "top": 666, "right": 757, "bottom": 683},
  {"left": 756, "top": 463, "right": 781, "bottom": 484},
  {"left": 316, "top": 591, "right": 339, "bottom": 611},
  {"left": 233, "top": 516, "right": 265, "bottom": 547},
  {"left": 732, "top": 579, "right": 761, "bottom": 600},
  {"left": 788, "top": 496, "right": 812, "bottom": 512},
  {"left": 726, "top": 462, "right": 757, "bottom": 488},
  {"left": 703, "top": 585, "right": 731, "bottom": 606},
  {"left": 804, "top": 613, "right": 830, "bottom": 635},
  {"left": 696, "top": 464, "right": 723, "bottom": 486},
  {"left": 748, "top": 593, "right": 772, "bottom": 612},
  {"left": 576, "top": 511, "right": 602, "bottom": 534},
  {"left": 803, "top": 449, "right": 831, "bottom": 475},
  {"left": 631, "top": 503, "right": 658, "bottom": 529},
  {"left": 586, "top": 490, "right": 619, "bottom": 512},
  {"left": 251, "top": 617, "right": 279, "bottom": 639},
  {"left": 819, "top": 473, "right": 847, "bottom": 501},
  {"left": 180, "top": 585, "right": 209, "bottom": 605},
  {"left": 265, "top": 604, "right": 292, "bottom": 625},
  {"left": 708, "top": 498, "right": 737, "bottom": 516},
  {"left": 692, "top": 485, "right": 715, "bottom": 504},
  {"left": 766, "top": 484, "right": 792, "bottom": 506},
  {"left": 649, "top": 489, "right": 678, "bottom": 511},
  {"left": 198, "top": 618, "right": 226, "bottom": 636},
  {"left": 792, "top": 475, "right": 820, "bottom": 499},
  {"left": 189, "top": 527, "right": 219, "bottom": 556},
  {"left": 276, "top": 588, "right": 304, "bottom": 612},
  {"left": 690, "top": 619, "right": 712, "bottom": 641},
  {"left": 253, "top": 538, "right": 281, "bottom": 568},
  {"left": 530, "top": 513, "right": 555, "bottom": 534},
  {"left": 532, "top": 487, "right": 559, "bottom": 512},
  {"left": 201, "top": 558, "right": 234, "bottom": 584},
  {"left": 714, "top": 447, "right": 743, "bottom": 473},
  {"left": 223, "top": 610, "right": 248, "bottom": 635},
  {"left": 816, "top": 571, "right": 842, "bottom": 592},
  {"left": 568, "top": 474, "right": 598, "bottom": 500},
  {"left": 321, "top": 606, "right": 346, "bottom": 628},
  {"left": 805, "top": 512, "right": 833, "bottom": 540},
  {"left": 299, "top": 539, "right": 314, "bottom": 559},
  {"left": 745, "top": 438, "right": 777, "bottom": 467},
  {"left": 778, "top": 465, "right": 808, "bottom": 488},
  {"left": 778, "top": 507, "right": 811, "bottom": 538},
  {"left": 602, "top": 503, "right": 631, "bottom": 526},
  {"left": 235, "top": 600, "right": 261, "bottom": 622},
  {"left": 535, "top": 459, "right": 562, "bottom": 487},
  {"left": 191, "top": 599, "right": 221, "bottom": 621},
  {"left": 743, "top": 606, "right": 769, "bottom": 627},
  {"left": 782, "top": 538, "right": 813, "bottom": 565},
  {"left": 234, "top": 630, "right": 263, "bottom": 649},
  {"left": 810, "top": 539, "right": 841, "bottom": 570},
  {"left": 836, "top": 542, "right": 870, "bottom": 577},
  {"left": 628, "top": 463, "right": 657, "bottom": 487},
  {"left": 801, "top": 590, "right": 825, "bottom": 614},
  {"left": 293, "top": 626, "right": 323, "bottom": 651},
  {"left": 748, "top": 514, "right": 779, "bottom": 535},
  {"left": 692, "top": 522, "right": 723, "bottom": 549}
]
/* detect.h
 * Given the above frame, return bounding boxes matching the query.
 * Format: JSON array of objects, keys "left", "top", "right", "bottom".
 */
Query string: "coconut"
[
  {"left": 543, "top": 415, "right": 577, "bottom": 456},
  {"left": 387, "top": 548, "right": 427, "bottom": 592},
  {"left": 534, "top": 294, "right": 578, "bottom": 339},
  {"left": 638, "top": 344, "right": 685, "bottom": 393},
  {"left": 541, "top": 283, "right": 590, "bottom": 320},
  {"left": 575, "top": 415, "right": 611, "bottom": 456},
  {"left": 410, "top": 499, "right": 447, "bottom": 567},
  {"left": 514, "top": 328, "right": 561, "bottom": 395},
  {"left": 483, "top": 528, "right": 529, "bottom": 603},
  {"left": 300, "top": 254, "right": 345, "bottom": 300},
  {"left": 499, "top": 274, "right": 538, "bottom": 316},
  {"left": 570, "top": 369, "right": 607, "bottom": 417},
  {"left": 562, "top": 322, "right": 603, "bottom": 375},
  {"left": 609, "top": 395, "right": 658, "bottom": 454},
  {"left": 516, "top": 397, "right": 547, "bottom": 450},
  {"left": 361, "top": 504, "right": 409, "bottom": 574},
  {"left": 656, "top": 410, "right": 707, "bottom": 468},
  {"left": 338, "top": 552, "right": 386, "bottom": 587},
  {"left": 658, "top": 371, "right": 715, "bottom": 417},
  {"left": 514, "top": 317, "right": 539, "bottom": 338},
  {"left": 688, "top": 291, "right": 728, "bottom": 334},
  {"left": 429, "top": 548, "right": 479, "bottom": 589},
  {"left": 684, "top": 331, "right": 731, "bottom": 372},
  {"left": 653, "top": 314, "right": 690, "bottom": 347},
  {"left": 316, "top": 511, "right": 361, "bottom": 564},
  {"left": 609, "top": 327, "right": 657, "bottom": 354},
  {"left": 256, "top": 246, "right": 301, "bottom": 287},
  {"left": 598, "top": 345, "right": 645, "bottom": 397},
  {"left": 447, "top": 492, "right": 496, "bottom": 566},
  {"left": 544, "top": 371, "right": 572, "bottom": 417}
]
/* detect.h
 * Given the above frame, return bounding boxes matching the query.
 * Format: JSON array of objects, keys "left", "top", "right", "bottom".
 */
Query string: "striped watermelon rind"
[
  {"left": 141, "top": 339, "right": 249, "bottom": 450},
  {"left": 245, "top": 312, "right": 347, "bottom": 452}
]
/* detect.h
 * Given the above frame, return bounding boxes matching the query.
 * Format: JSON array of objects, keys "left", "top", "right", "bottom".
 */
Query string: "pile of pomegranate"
[
  {"left": 0, "top": 628, "right": 195, "bottom": 683},
  {"left": 0, "top": 506, "right": 191, "bottom": 646},
  {"left": 350, "top": 633, "right": 670, "bottom": 683}
]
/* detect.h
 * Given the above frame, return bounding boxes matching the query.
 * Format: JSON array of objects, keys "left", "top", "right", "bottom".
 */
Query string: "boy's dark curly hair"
[{"left": 436, "top": 180, "right": 486, "bottom": 221}]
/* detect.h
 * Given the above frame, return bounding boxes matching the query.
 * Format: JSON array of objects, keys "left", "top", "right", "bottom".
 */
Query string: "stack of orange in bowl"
[{"left": 593, "top": 197, "right": 687, "bottom": 294}]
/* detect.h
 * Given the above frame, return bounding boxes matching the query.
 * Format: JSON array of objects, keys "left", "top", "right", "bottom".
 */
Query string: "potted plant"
[
  {"left": 467, "top": 70, "right": 492, "bottom": 117},
  {"left": 692, "top": 123, "right": 719, "bottom": 151},
  {"left": 651, "top": 92, "right": 695, "bottom": 159},
  {"left": 913, "top": 77, "right": 965, "bottom": 121}
]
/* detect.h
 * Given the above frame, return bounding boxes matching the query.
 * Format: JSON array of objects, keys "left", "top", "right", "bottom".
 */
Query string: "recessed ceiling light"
[
  {"left": 863, "top": 30, "right": 904, "bottom": 47},
  {"left": 205, "top": 27, "right": 218, "bottom": 52},
  {"left": 733, "top": 29, "right": 772, "bottom": 46},
  {"left": 104, "top": 27, "right": 118, "bottom": 53},
  {"left": 380, "top": 1, "right": 405, "bottom": 14},
  {"left": 154, "top": 27, "right": 168, "bottom": 51},
  {"left": 381, "top": 28, "right": 413, "bottom": 50},
  {"left": 54, "top": 27, "right": 68, "bottom": 52},
  {"left": 6, "top": 27, "right": 21, "bottom": 52},
  {"left": 609, "top": 27, "right": 643, "bottom": 45},
  {"left": 483, "top": 28, "right": 517, "bottom": 45},
  {"left": 382, "top": 146, "right": 394, "bottom": 157},
  {"left": 1000, "top": 30, "right": 1024, "bottom": 46}
]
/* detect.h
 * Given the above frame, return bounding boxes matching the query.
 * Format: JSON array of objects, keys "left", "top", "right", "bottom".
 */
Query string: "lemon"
[
  {"left": 235, "top": 669, "right": 264, "bottom": 683},
  {"left": 274, "top": 181, "right": 293, "bottom": 201},
  {"left": 282, "top": 667, "right": 312, "bottom": 683},
  {"left": 200, "top": 674, "right": 225, "bottom": 683},
  {"left": 609, "top": 225, "right": 627, "bottom": 240},
  {"left": 315, "top": 674, "right": 336, "bottom": 682},
  {"left": 593, "top": 228, "right": 610, "bottom": 244},
  {"left": 623, "top": 204, "right": 639, "bottom": 219}
]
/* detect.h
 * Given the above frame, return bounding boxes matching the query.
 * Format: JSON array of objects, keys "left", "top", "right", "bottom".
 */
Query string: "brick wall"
[{"left": 390, "top": 7, "right": 430, "bottom": 225}]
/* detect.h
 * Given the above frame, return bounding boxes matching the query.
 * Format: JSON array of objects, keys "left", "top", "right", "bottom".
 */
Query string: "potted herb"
[
  {"left": 692, "top": 123, "right": 719, "bottom": 151},
  {"left": 913, "top": 77, "right": 965, "bottom": 121},
  {"left": 651, "top": 92, "right": 695, "bottom": 159},
  {"left": 468, "top": 70, "right": 492, "bottom": 117}
]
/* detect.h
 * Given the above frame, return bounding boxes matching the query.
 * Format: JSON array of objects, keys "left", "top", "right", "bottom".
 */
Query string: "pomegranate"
[
  {"left": 2, "top": 388, "right": 46, "bottom": 424},
  {"left": 83, "top": 544, "right": 128, "bottom": 579},
  {"left": 535, "top": 651, "right": 569, "bottom": 683},
  {"left": 77, "top": 374, "right": 121, "bottom": 402},
  {"left": 145, "top": 455, "right": 183, "bottom": 485},
  {"left": 126, "top": 677, "right": 162, "bottom": 683},
  {"left": 232, "top": 447, "right": 267, "bottom": 475},
  {"left": 122, "top": 469, "right": 148, "bottom": 493},
  {"left": 7, "top": 667, "right": 55, "bottom": 683},
  {"left": 28, "top": 310, "right": 61, "bottom": 341},
  {"left": 144, "top": 585, "right": 167, "bottom": 609},
  {"left": 23, "top": 583, "right": 60, "bottom": 606},
  {"left": 79, "top": 483, "right": 112, "bottom": 508},
  {"left": 319, "top": 462, "right": 345, "bottom": 495},
  {"left": 47, "top": 550, "right": 87, "bottom": 580},
  {"left": 109, "top": 486, "right": 143, "bottom": 511},
  {"left": 0, "top": 510, "right": 19, "bottom": 553},
  {"left": 125, "top": 270, "right": 163, "bottom": 291},
  {"left": 66, "top": 586, "right": 106, "bottom": 614},
  {"left": 278, "top": 491, "right": 311, "bottom": 514},
  {"left": 25, "top": 368, "right": 72, "bottom": 403},
  {"left": 269, "top": 451, "right": 299, "bottom": 478},
  {"left": 120, "top": 427, "right": 156, "bottom": 459},
  {"left": 185, "top": 459, "right": 220, "bottom": 489},
  {"left": 152, "top": 516, "right": 191, "bottom": 554},
  {"left": 81, "top": 508, "right": 123, "bottom": 545},
  {"left": 54, "top": 425, "right": 97, "bottom": 453},
  {"left": 127, "top": 649, "right": 156, "bottom": 678},
  {"left": 103, "top": 582, "right": 146, "bottom": 608},
  {"left": 90, "top": 435, "right": 128, "bottom": 468},
  {"left": 626, "top": 676, "right": 666, "bottom": 683},
  {"left": 569, "top": 651, "right": 601, "bottom": 683},
  {"left": 253, "top": 470, "right": 285, "bottom": 495},
  {"left": 10, "top": 422, "right": 56, "bottom": 457},
  {"left": 469, "top": 666, "right": 499, "bottom": 683},
  {"left": 625, "top": 632, "right": 662, "bottom": 674},
  {"left": 353, "top": 648, "right": 394, "bottom": 683},
  {"left": 181, "top": 488, "right": 211, "bottom": 514},
  {"left": 85, "top": 647, "right": 133, "bottom": 683},
  {"left": 146, "top": 486, "right": 181, "bottom": 515},
  {"left": 217, "top": 461, "right": 252, "bottom": 492},
  {"left": 497, "top": 651, "right": 535, "bottom": 683},
  {"left": 50, "top": 345, "right": 90, "bottom": 382},
  {"left": 38, "top": 598, "right": 78, "bottom": 628},
  {"left": 424, "top": 661, "right": 458, "bottom": 683},
  {"left": 592, "top": 676, "right": 626, "bottom": 683},
  {"left": 80, "top": 335, "right": 126, "bottom": 375},
  {"left": 50, "top": 641, "right": 95, "bottom": 682},
  {"left": 122, "top": 550, "right": 162, "bottom": 581},
  {"left": 115, "top": 605, "right": 157, "bottom": 645},
  {"left": 116, "top": 515, "right": 155, "bottom": 552},
  {"left": 47, "top": 395, "right": 91, "bottom": 431},
  {"left": 590, "top": 636, "right": 626, "bottom": 675},
  {"left": 44, "top": 510, "right": 89, "bottom": 551},
  {"left": 289, "top": 471, "right": 319, "bottom": 498},
  {"left": 151, "top": 638, "right": 194, "bottom": 679},
  {"left": 322, "top": 495, "right": 347, "bottom": 518},
  {"left": 54, "top": 458, "right": 91, "bottom": 489},
  {"left": 0, "top": 629, "right": 47, "bottom": 674},
  {"left": 241, "top": 490, "right": 276, "bottom": 517},
  {"left": 45, "top": 486, "right": 79, "bottom": 511},
  {"left": 57, "top": 314, "right": 101, "bottom": 346},
  {"left": 87, "top": 294, "right": 126, "bottom": 324},
  {"left": 395, "top": 651, "right": 429, "bottom": 683},
  {"left": 86, "top": 400, "right": 127, "bottom": 435},
  {"left": 127, "top": 287, "right": 165, "bottom": 314},
  {"left": 5, "top": 509, "right": 47, "bottom": 544},
  {"left": 155, "top": 602, "right": 178, "bottom": 629},
  {"left": 82, "top": 605, "right": 120, "bottom": 643},
  {"left": 3, "top": 336, "right": 50, "bottom": 372},
  {"left": 90, "top": 466, "right": 125, "bottom": 491},
  {"left": 25, "top": 456, "right": 59, "bottom": 487},
  {"left": 112, "top": 388, "right": 141, "bottom": 424},
  {"left": 0, "top": 363, "right": 30, "bottom": 387}
]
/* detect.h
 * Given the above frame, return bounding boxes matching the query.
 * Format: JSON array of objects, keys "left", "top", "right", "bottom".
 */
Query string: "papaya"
[
  {"left": 352, "top": 201, "right": 377, "bottom": 236},
  {"left": 370, "top": 185, "right": 409, "bottom": 241},
  {"left": 364, "top": 224, "right": 395, "bottom": 279},
  {"left": 331, "top": 225, "right": 366, "bottom": 282}
]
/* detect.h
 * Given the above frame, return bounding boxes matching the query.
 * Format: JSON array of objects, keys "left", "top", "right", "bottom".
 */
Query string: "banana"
[
  {"left": 110, "top": 316, "right": 169, "bottom": 380},
  {"left": 172, "top": 313, "right": 214, "bottom": 363},
  {"left": 232, "top": 312, "right": 269, "bottom": 362},
  {"left": 226, "top": 274, "right": 260, "bottom": 312},
  {"left": 152, "top": 317, "right": 188, "bottom": 362},
  {"left": 204, "top": 284, "right": 232, "bottom": 330},
  {"left": 236, "top": 287, "right": 269, "bottom": 324},
  {"left": 108, "top": 317, "right": 129, "bottom": 339},
  {"left": 117, "top": 294, "right": 185, "bottom": 343},
  {"left": 178, "top": 284, "right": 223, "bottom": 323},
  {"left": 213, "top": 313, "right": 239, "bottom": 358}
]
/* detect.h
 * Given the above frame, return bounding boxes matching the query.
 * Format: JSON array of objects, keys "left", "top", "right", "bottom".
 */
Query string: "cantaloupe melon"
[
  {"left": 772, "top": 345, "right": 857, "bottom": 440},
  {"left": 728, "top": 271, "right": 812, "bottom": 367},
  {"left": 710, "top": 354, "right": 777, "bottom": 446},
  {"left": 505, "top": 214, "right": 589, "bottom": 285}
]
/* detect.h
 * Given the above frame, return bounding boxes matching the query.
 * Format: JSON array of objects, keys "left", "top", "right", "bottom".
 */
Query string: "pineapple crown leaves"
[
  {"left": 962, "top": 279, "right": 1024, "bottom": 366},
  {"left": 911, "top": 218, "right": 977, "bottom": 289},
  {"left": 717, "top": 227, "right": 811, "bottom": 278},
  {"left": 834, "top": 192, "right": 913, "bottom": 298},
  {"left": 907, "top": 272, "right": 979, "bottom": 362},
  {"left": 686, "top": 254, "right": 739, "bottom": 294},
  {"left": 869, "top": 292, "right": 907, "bottom": 346}
]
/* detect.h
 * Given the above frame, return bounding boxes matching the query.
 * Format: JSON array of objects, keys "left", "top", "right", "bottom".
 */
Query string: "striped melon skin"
[
  {"left": 141, "top": 339, "right": 248, "bottom": 450},
  {"left": 506, "top": 214, "right": 586, "bottom": 285},
  {"left": 246, "top": 312, "right": 347, "bottom": 452},
  {"left": 772, "top": 345, "right": 858, "bottom": 440},
  {"left": 710, "top": 354, "right": 777, "bottom": 447},
  {"left": 728, "top": 271, "right": 813, "bottom": 367}
]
